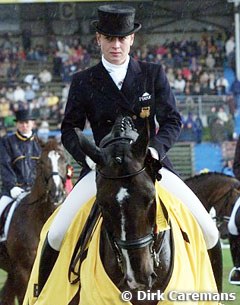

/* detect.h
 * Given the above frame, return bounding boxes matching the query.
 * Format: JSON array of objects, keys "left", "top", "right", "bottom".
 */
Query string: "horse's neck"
[
  {"left": 196, "top": 176, "right": 238, "bottom": 212},
  {"left": 29, "top": 175, "right": 55, "bottom": 218},
  {"left": 214, "top": 183, "right": 239, "bottom": 216},
  {"left": 188, "top": 176, "right": 225, "bottom": 202},
  {"left": 30, "top": 176, "right": 47, "bottom": 203}
]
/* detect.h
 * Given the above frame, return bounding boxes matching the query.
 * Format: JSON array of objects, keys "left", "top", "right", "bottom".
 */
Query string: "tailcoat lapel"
[
  {"left": 90, "top": 62, "right": 120, "bottom": 97},
  {"left": 90, "top": 58, "right": 144, "bottom": 115},
  {"left": 121, "top": 57, "right": 143, "bottom": 103}
]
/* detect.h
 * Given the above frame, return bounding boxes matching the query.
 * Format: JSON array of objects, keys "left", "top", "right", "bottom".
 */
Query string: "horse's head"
[
  {"left": 75, "top": 116, "right": 159, "bottom": 290},
  {"left": 38, "top": 139, "right": 67, "bottom": 205}
]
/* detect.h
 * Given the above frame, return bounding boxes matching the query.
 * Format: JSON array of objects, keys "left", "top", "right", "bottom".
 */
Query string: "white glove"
[
  {"left": 10, "top": 186, "right": 24, "bottom": 199},
  {"left": 85, "top": 156, "right": 96, "bottom": 170},
  {"left": 148, "top": 147, "right": 159, "bottom": 160}
]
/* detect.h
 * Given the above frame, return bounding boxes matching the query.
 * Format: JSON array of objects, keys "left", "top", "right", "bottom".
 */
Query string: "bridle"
[
  {"left": 98, "top": 136, "right": 162, "bottom": 271},
  {"left": 20, "top": 152, "right": 67, "bottom": 206},
  {"left": 38, "top": 154, "right": 67, "bottom": 186},
  {"left": 45, "top": 171, "right": 66, "bottom": 185},
  {"left": 97, "top": 136, "right": 146, "bottom": 180},
  {"left": 97, "top": 167, "right": 146, "bottom": 180},
  {"left": 68, "top": 124, "right": 165, "bottom": 284},
  {"left": 106, "top": 225, "right": 165, "bottom": 273},
  {"left": 37, "top": 156, "right": 67, "bottom": 206}
]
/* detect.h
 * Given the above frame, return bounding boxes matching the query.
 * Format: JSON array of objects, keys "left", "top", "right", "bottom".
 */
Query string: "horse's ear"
[
  {"left": 131, "top": 119, "right": 150, "bottom": 158},
  {"left": 74, "top": 128, "right": 103, "bottom": 165}
]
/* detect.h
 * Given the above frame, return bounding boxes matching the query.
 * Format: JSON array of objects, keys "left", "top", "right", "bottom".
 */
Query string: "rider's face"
[
  {"left": 17, "top": 120, "right": 35, "bottom": 134},
  {"left": 96, "top": 33, "right": 135, "bottom": 65}
]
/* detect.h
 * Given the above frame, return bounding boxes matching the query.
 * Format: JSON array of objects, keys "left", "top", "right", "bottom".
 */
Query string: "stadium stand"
[
  {"left": 167, "top": 142, "right": 195, "bottom": 180},
  {"left": 0, "top": 0, "right": 239, "bottom": 186}
]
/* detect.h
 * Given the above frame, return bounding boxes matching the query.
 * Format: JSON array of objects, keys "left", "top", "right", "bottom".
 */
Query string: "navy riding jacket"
[{"left": 0, "top": 131, "right": 41, "bottom": 196}]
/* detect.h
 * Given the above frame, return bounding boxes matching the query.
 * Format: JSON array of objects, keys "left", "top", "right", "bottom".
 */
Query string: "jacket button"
[{"left": 132, "top": 115, "right": 137, "bottom": 120}]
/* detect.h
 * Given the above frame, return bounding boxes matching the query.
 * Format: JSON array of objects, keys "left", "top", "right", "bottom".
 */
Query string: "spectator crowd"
[{"left": 0, "top": 30, "right": 239, "bottom": 144}]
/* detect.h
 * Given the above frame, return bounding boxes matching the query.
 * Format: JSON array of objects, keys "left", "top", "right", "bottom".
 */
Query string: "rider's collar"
[
  {"left": 16, "top": 130, "right": 34, "bottom": 141},
  {"left": 102, "top": 55, "right": 130, "bottom": 72}
]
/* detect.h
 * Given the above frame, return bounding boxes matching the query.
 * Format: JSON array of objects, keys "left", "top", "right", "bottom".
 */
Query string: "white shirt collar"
[
  {"left": 102, "top": 55, "right": 130, "bottom": 72},
  {"left": 101, "top": 56, "right": 130, "bottom": 89}
]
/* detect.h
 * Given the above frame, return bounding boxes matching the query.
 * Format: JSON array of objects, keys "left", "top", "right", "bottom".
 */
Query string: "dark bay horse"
[
  {"left": 0, "top": 139, "right": 67, "bottom": 305},
  {"left": 70, "top": 116, "right": 219, "bottom": 305},
  {"left": 185, "top": 172, "right": 240, "bottom": 239}
]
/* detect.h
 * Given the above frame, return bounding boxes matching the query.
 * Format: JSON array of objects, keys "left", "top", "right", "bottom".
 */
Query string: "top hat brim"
[
  {"left": 14, "top": 115, "right": 37, "bottom": 122},
  {"left": 14, "top": 117, "right": 36, "bottom": 122},
  {"left": 91, "top": 20, "right": 141, "bottom": 37}
]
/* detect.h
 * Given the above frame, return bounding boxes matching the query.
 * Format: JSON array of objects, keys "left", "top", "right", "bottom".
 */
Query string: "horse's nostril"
[{"left": 124, "top": 274, "right": 133, "bottom": 283}]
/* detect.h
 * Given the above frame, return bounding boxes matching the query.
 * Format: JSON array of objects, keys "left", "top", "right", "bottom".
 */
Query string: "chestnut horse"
[
  {"left": 185, "top": 172, "right": 240, "bottom": 239},
  {"left": 0, "top": 139, "right": 67, "bottom": 305}
]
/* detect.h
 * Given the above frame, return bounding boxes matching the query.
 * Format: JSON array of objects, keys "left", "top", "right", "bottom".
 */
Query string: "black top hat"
[
  {"left": 15, "top": 109, "right": 37, "bottom": 122},
  {"left": 91, "top": 4, "right": 141, "bottom": 37}
]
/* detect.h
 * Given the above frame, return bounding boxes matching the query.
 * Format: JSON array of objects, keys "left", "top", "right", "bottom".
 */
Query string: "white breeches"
[
  {"left": 48, "top": 167, "right": 219, "bottom": 251},
  {"left": 159, "top": 168, "right": 219, "bottom": 249},
  {"left": 228, "top": 197, "right": 240, "bottom": 235},
  {"left": 0, "top": 196, "right": 13, "bottom": 219}
]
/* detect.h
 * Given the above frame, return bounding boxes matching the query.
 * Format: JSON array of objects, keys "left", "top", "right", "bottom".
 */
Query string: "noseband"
[
  {"left": 45, "top": 171, "right": 66, "bottom": 184},
  {"left": 108, "top": 227, "right": 163, "bottom": 273},
  {"left": 115, "top": 233, "right": 154, "bottom": 250}
]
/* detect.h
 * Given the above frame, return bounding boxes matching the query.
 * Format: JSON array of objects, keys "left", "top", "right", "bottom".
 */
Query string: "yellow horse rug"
[{"left": 23, "top": 183, "right": 221, "bottom": 305}]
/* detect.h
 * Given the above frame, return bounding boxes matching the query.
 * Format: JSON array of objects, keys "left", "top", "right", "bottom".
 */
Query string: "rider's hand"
[
  {"left": 85, "top": 156, "right": 96, "bottom": 170},
  {"left": 146, "top": 147, "right": 162, "bottom": 181},
  {"left": 148, "top": 147, "right": 159, "bottom": 160},
  {"left": 10, "top": 186, "right": 24, "bottom": 199}
]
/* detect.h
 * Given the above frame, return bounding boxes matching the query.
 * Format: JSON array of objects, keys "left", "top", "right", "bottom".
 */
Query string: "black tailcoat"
[{"left": 61, "top": 57, "right": 182, "bottom": 173}]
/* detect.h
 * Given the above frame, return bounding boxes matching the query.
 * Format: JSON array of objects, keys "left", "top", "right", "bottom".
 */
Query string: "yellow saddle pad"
[{"left": 23, "top": 183, "right": 220, "bottom": 305}]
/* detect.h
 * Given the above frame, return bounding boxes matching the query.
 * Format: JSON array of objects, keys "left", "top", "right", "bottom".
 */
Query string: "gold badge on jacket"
[{"left": 139, "top": 92, "right": 151, "bottom": 118}]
